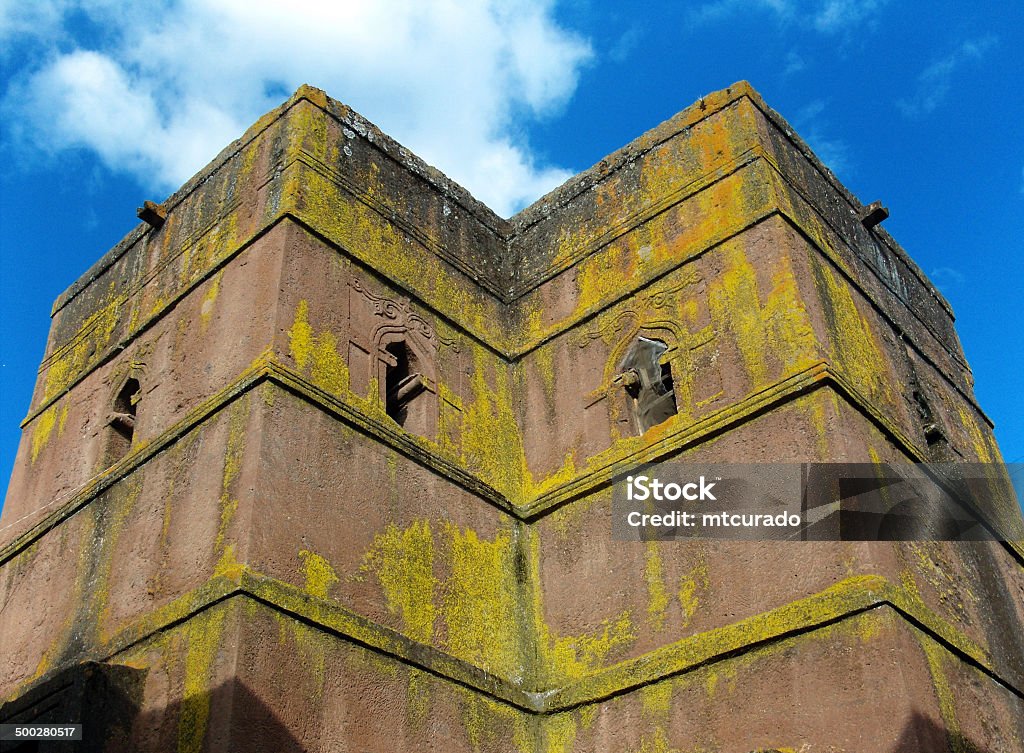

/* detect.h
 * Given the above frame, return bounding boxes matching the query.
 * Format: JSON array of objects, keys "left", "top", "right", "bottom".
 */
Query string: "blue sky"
[{"left": 1, "top": 0, "right": 1022, "bottom": 514}]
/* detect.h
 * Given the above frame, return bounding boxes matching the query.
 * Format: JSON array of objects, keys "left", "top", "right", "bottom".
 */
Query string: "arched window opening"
[
  {"left": 615, "top": 338, "right": 677, "bottom": 434},
  {"left": 105, "top": 378, "right": 140, "bottom": 465},
  {"left": 383, "top": 341, "right": 424, "bottom": 427}
]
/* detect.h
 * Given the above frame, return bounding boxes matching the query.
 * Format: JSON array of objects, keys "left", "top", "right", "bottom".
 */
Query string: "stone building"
[{"left": 1, "top": 82, "right": 1022, "bottom": 752}]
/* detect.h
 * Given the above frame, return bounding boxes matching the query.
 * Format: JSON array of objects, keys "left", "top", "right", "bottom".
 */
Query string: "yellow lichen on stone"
[
  {"left": 811, "top": 259, "right": 888, "bottom": 401},
  {"left": 43, "top": 285, "right": 121, "bottom": 402},
  {"left": 918, "top": 634, "right": 967, "bottom": 753},
  {"left": 677, "top": 558, "right": 709, "bottom": 629},
  {"left": 543, "top": 605, "right": 634, "bottom": 685},
  {"left": 28, "top": 512, "right": 97, "bottom": 684},
  {"left": 905, "top": 540, "right": 980, "bottom": 631},
  {"left": 215, "top": 400, "right": 246, "bottom": 552},
  {"left": 221, "top": 401, "right": 246, "bottom": 494},
  {"left": 358, "top": 520, "right": 437, "bottom": 645},
  {"left": 641, "top": 679, "right": 673, "bottom": 718},
  {"left": 645, "top": 543, "right": 671, "bottom": 631},
  {"left": 259, "top": 379, "right": 276, "bottom": 408},
  {"left": 709, "top": 242, "right": 769, "bottom": 386},
  {"left": 540, "top": 711, "right": 578, "bottom": 753},
  {"left": 443, "top": 523, "right": 522, "bottom": 679},
  {"left": 460, "top": 348, "right": 526, "bottom": 500},
  {"left": 696, "top": 106, "right": 742, "bottom": 170},
  {"left": 457, "top": 691, "right": 532, "bottom": 753},
  {"left": 437, "top": 381, "right": 463, "bottom": 454},
  {"left": 288, "top": 299, "right": 315, "bottom": 371},
  {"left": 763, "top": 258, "right": 819, "bottom": 371},
  {"left": 547, "top": 489, "right": 602, "bottom": 541},
  {"left": 634, "top": 727, "right": 679, "bottom": 753},
  {"left": 708, "top": 239, "right": 819, "bottom": 392},
  {"left": 288, "top": 299, "right": 350, "bottom": 396},
  {"left": 214, "top": 496, "right": 239, "bottom": 554},
  {"left": 148, "top": 295, "right": 168, "bottom": 318},
  {"left": 288, "top": 98, "right": 331, "bottom": 166},
  {"left": 550, "top": 226, "right": 581, "bottom": 270},
  {"left": 574, "top": 241, "right": 638, "bottom": 317},
  {"left": 579, "top": 703, "right": 598, "bottom": 730},
  {"left": 805, "top": 389, "right": 840, "bottom": 459},
  {"left": 298, "top": 549, "right": 340, "bottom": 599},
  {"left": 956, "top": 403, "right": 996, "bottom": 462},
  {"left": 524, "top": 526, "right": 640, "bottom": 687},
  {"left": 91, "top": 475, "right": 144, "bottom": 643},
  {"left": 30, "top": 400, "right": 68, "bottom": 462},
  {"left": 212, "top": 544, "right": 245, "bottom": 581},
  {"left": 459, "top": 347, "right": 582, "bottom": 501},
  {"left": 525, "top": 306, "right": 547, "bottom": 343},
  {"left": 199, "top": 270, "right": 222, "bottom": 331},
  {"left": 310, "top": 328, "right": 349, "bottom": 395},
  {"left": 559, "top": 573, "right": 892, "bottom": 709},
  {"left": 406, "top": 670, "right": 432, "bottom": 731},
  {"left": 532, "top": 340, "right": 557, "bottom": 402},
  {"left": 704, "top": 670, "right": 719, "bottom": 698},
  {"left": 177, "top": 605, "right": 228, "bottom": 753},
  {"left": 526, "top": 452, "right": 578, "bottom": 503},
  {"left": 293, "top": 162, "right": 498, "bottom": 342},
  {"left": 356, "top": 519, "right": 528, "bottom": 683},
  {"left": 268, "top": 608, "right": 328, "bottom": 698},
  {"left": 685, "top": 166, "right": 751, "bottom": 248}
]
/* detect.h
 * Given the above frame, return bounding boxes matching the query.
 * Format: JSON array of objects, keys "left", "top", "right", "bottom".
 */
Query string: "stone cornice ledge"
[
  {"left": 6, "top": 355, "right": 1022, "bottom": 564},
  {"left": 7, "top": 571, "right": 1016, "bottom": 715}
]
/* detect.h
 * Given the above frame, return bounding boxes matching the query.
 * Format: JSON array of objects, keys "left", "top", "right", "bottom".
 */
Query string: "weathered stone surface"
[{"left": 1, "top": 82, "right": 1021, "bottom": 752}]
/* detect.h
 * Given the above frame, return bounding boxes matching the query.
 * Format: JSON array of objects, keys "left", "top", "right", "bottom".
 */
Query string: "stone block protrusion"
[
  {"left": 859, "top": 200, "right": 889, "bottom": 229},
  {"left": 136, "top": 200, "right": 166, "bottom": 229}
]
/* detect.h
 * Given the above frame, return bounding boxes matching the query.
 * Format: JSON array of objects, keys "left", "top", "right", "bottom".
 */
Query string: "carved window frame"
[{"left": 373, "top": 326, "right": 439, "bottom": 439}]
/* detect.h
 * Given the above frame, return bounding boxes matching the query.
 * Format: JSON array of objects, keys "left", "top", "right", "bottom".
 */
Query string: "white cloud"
[
  {"left": 803, "top": 129, "right": 850, "bottom": 176},
  {"left": 610, "top": 25, "right": 643, "bottom": 63},
  {"left": 691, "top": 0, "right": 885, "bottom": 33},
  {"left": 929, "top": 266, "right": 966, "bottom": 294},
  {"left": 0, "top": 0, "right": 68, "bottom": 45},
  {"left": 691, "top": 0, "right": 787, "bottom": 25},
  {"left": 796, "top": 99, "right": 827, "bottom": 121},
  {"left": 783, "top": 50, "right": 806, "bottom": 76},
  {"left": 0, "top": 0, "right": 125, "bottom": 51},
  {"left": 2, "top": 0, "right": 592, "bottom": 216},
  {"left": 897, "top": 35, "right": 998, "bottom": 117},
  {"left": 793, "top": 98, "right": 851, "bottom": 176},
  {"left": 812, "top": 0, "right": 884, "bottom": 33}
]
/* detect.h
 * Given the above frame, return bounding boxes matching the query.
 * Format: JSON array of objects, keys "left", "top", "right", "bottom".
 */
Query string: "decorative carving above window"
[{"left": 351, "top": 277, "right": 460, "bottom": 351}]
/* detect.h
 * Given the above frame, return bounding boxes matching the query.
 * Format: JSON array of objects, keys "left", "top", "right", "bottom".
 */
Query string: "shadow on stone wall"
[
  {"left": 0, "top": 662, "right": 142, "bottom": 752},
  {"left": 0, "top": 663, "right": 303, "bottom": 753},
  {"left": 126, "top": 676, "right": 304, "bottom": 753},
  {"left": 1, "top": 662, "right": 1002, "bottom": 752},
  {"left": 891, "top": 711, "right": 991, "bottom": 753}
]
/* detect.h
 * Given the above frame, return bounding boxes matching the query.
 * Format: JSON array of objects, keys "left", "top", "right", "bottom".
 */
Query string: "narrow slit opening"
[
  {"left": 384, "top": 342, "right": 415, "bottom": 426},
  {"left": 105, "top": 377, "right": 140, "bottom": 465}
]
